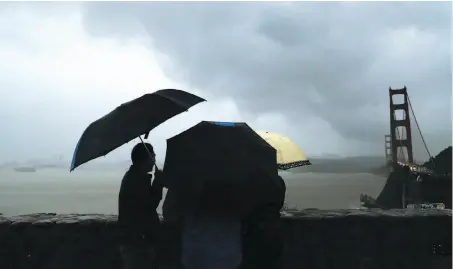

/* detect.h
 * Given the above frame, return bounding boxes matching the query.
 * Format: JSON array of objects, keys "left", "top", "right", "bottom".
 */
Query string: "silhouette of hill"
[{"left": 423, "top": 146, "right": 452, "bottom": 175}]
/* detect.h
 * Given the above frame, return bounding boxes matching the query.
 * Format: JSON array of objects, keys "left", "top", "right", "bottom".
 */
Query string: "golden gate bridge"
[
  {"left": 362, "top": 86, "right": 451, "bottom": 209},
  {"left": 385, "top": 86, "right": 437, "bottom": 173}
]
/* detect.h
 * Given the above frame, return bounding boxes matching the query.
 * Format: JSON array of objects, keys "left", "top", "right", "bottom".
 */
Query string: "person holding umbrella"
[
  {"left": 69, "top": 89, "right": 206, "bottom": 269},
  {"left": 162, "top": 121, "right": 283, "bottom": 269},
  {"left": 118, "top": 143, "right": 165, "bottom": 269},
  {"left": 241, "top": 171, "right": 286, "bottom": 269}
]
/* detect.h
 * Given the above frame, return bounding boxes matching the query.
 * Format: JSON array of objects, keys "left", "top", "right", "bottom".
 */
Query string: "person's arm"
[
  {"left": 277, "top": 175, "right": 286, "bottom": 209},
  {"left": 150, "top": 170, "right": 165, "bottom": 209}
]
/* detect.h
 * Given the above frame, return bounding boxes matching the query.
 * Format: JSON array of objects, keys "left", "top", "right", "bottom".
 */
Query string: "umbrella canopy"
[
  {"left": 163, "top": 121, "right": 279, "bottom": 217},
  {"left": 256, "top": 131, "right": 311, "bottom": 170},
  {"left": 70, "top": 89, "right": 205, "bottom": 171}
]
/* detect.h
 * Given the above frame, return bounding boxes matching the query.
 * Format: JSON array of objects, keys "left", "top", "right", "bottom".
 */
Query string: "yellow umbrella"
[{"left": 256, "top": 131, "right": 311, "bottom": 170}]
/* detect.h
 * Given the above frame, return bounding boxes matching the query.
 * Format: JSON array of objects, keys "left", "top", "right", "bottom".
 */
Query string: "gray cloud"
[
  {"left": 80, "top": 2, "right": 452, "bottom": 159},
  {"left": 0, "top": 2, "right": 450, "bottom": 164}
]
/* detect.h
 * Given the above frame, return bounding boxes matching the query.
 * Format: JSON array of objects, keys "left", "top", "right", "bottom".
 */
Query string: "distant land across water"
[
  {"left": 293, "top": 156, "right": 389, "bottom": 175},
  {"left": 0, "top": 155, "right": 390, "bottom": 175}
]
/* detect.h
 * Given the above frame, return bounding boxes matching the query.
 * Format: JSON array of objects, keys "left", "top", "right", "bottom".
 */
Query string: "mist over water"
[{"left": 0, "top": 168, "right": 387, "bottom": 217}]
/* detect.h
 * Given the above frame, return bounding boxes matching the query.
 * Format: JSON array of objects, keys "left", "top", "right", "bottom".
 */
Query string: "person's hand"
[
  {"left": 154, "top": 168, "right": 163, "bottom": 178},
  {"left": 153, "top": 168, "right": 166, "bottom": 187},
  {"left": 159, "top": 172, "right": 170, "bottom": 189}
]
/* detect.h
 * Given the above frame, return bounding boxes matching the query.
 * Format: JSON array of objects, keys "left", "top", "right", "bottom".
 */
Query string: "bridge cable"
[{"left": 407, "top": 94, "right": 434, "bottom": 167}]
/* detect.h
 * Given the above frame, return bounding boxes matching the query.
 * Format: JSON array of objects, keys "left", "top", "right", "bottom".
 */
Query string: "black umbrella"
[
  {"left": 163, "top": 121, "right": 279, "bottom": 216},
  {"left": 70, "top": 89, "right": 205, "bottom": 171}
]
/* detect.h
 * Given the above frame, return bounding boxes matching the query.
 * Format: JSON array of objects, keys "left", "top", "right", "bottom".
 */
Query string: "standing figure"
[
  {"left": 118, "top": 143, "right": 165, "bottom": 269},
  {"left": 242, "top": 173, "right": 286, "bottom": 269},
  {"left": 181, "top": 180, "right": 243, "bottom": 269}
]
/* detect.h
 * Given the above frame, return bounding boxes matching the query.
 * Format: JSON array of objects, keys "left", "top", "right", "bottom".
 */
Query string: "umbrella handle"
[{"left": 138, "top": 136, "right": 160, "bottom": 171}]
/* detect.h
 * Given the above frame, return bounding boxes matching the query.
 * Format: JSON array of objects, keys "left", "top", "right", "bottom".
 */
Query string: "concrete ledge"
[{"left": 0, "top": 209, "right": 451, "bottom": 269}]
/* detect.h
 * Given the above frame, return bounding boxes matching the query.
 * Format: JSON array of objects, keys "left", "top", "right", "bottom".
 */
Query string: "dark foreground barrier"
[{"left": 0, "top": 209, "right": 451, "bottom": 269}]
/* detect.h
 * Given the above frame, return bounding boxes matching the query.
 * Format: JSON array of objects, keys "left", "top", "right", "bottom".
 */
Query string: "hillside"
[{"left": 423, "top": 146, "right": 452, "bottom": 175}]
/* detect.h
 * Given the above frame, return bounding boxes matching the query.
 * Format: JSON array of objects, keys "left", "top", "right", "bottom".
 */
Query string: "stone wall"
[{"left": 0, "top": 209, "right": 451, "bottom": 269}]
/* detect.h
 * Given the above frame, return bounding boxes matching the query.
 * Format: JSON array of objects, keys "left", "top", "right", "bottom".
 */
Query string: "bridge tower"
[{"left": 389, "top": 86, "right": 414, "bottom": 167}]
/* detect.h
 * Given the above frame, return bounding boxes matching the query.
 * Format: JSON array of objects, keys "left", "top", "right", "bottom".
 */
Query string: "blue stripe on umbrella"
[
  {"left": 70, "top": 138, "right": 82, "bottom": 171},
  {"left": 214, "top": 122, "right": 235, "bottom": 127}
]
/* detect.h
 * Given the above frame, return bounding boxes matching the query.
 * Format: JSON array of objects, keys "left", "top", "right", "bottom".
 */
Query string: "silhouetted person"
[
  {"left": 181, "top": 181, "right": 243, "bottom": 269},
  {"left": 160, "top": 188, "right": 185, "bottom": 269},
  {"left": 118, "top": 143, "right": 165, "bottom": 269},
  {"left": 241, "top": 173, "right": 286, "bottom": 269},
  {"left": 161, "top": 165, "right": 246, "bottom": 269}
]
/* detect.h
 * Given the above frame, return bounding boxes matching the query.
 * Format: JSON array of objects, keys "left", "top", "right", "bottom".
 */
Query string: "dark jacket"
[
  {"left": 245, "top": 174, "right": 286, "bottom": 227},
  {"left": 241, "top": 175, "right": 286, "bottom": 269},
  {"left": 118, "top": 165, "right": 164, "bottom": 245}
]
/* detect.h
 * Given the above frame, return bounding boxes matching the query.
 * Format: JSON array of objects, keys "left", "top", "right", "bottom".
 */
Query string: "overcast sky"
[{"left": 0, "top": 2, "right": 451, "bottom": 165}]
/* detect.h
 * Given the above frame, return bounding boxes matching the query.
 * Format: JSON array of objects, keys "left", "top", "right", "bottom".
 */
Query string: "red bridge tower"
[{"left": 389, "top": 86, "right": 414, "bottom": 167}]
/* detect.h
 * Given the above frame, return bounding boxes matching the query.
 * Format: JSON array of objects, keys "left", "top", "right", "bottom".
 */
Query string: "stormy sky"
[{"left": 0, "top": 2, "right": 451, "bottom": 165}]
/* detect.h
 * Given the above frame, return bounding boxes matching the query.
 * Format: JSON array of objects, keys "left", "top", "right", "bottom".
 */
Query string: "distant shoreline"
[{"left": 1, "top": 156, "right": 390, "bottom": 176}]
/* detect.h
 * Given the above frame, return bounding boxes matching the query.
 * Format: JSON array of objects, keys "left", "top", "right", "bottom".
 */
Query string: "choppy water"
[{"left": 0, "top": 168, "right": 387, "bottom": 217}]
